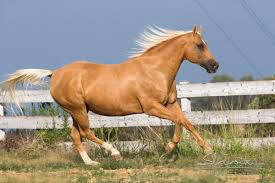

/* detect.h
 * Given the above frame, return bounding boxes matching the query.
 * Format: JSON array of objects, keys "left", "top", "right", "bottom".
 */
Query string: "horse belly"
[{"left": 85, "top": 92, "right": 143, "bottom": 116}]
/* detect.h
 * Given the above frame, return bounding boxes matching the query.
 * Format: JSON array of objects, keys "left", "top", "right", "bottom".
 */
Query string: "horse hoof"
[
  {"left": 166, "top": 142, "right": 176, "bottom": 154},
  {"left": 85, "top": 160, "right": 100, "bottom": 166},
  {"left": 204, "top": 147, "right": 214, "bottom": 155},
  {"left": 112, "top": 154, "right": 123, "bottom": 161}
]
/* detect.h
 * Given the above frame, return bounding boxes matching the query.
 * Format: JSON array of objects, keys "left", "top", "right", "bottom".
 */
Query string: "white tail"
[{"left": 0, "top": 69, "right": 52, "bottom": 112}]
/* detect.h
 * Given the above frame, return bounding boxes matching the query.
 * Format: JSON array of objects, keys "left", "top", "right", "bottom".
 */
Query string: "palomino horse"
[{"left": 1, "top": 26, "right": 219, "bottom": 165}]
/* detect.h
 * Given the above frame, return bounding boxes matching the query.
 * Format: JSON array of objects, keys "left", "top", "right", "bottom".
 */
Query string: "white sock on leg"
[
  {"left": 102, "top": 142, "right": 120, "bottom": 155},
  {"left": 79, "top": 151, "right": 99, "bottom": 165}
]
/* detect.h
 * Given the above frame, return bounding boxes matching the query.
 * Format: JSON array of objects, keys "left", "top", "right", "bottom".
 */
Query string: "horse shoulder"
[{"left": 167, "top": 80, "right": 177, "bottom": 104}]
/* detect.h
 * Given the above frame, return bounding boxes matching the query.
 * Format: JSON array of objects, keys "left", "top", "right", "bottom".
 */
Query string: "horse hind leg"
[
  {"left": 71, "top": 110, "right": 123, "bottom": 161},
  {"left": 70, "top": 120, "right": 99, "bottom": 165}
]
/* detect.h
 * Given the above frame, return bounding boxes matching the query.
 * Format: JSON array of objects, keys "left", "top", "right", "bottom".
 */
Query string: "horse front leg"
[
  {"left": 142, "top": 100, "right": 212, "bottom": 155},
  {"left": 166, "top": 122, "right": 181, "bottom": 154},
  {"left": 167, "top": 101, "right": 213, "bottom": 154}
]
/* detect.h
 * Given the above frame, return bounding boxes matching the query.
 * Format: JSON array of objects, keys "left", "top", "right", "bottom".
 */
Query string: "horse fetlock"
[
  {"left": 111, "top": 148, "right": 120, "bottom": 156},
  {"left": 166, "top": 141, "right": 176, "bottom": 154},
  {"left": 172, "top": 135, "right": 180, "bottom": 144}
]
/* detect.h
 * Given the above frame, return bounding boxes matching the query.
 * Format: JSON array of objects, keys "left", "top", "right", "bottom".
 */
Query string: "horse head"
[{"left": 183, "top": 26, "right": 219, "bottom": 73}]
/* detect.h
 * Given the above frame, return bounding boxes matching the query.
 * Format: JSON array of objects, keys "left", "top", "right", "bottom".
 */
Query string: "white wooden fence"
[{"left": 0, "top": 80, "right": 274, "bottom": 130}]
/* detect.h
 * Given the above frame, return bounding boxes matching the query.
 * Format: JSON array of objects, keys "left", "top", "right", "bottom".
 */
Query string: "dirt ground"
[{"left": 0, "top": 166, "right": 263, "bottom": 183}]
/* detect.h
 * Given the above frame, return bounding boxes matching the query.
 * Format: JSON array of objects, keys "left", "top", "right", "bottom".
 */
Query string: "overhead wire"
[
  {"left": 239, "top": 0, "right": 275, "bottom": 46},
  {"left": 193, "top": 0, "right": 263, "bottom": 77}
]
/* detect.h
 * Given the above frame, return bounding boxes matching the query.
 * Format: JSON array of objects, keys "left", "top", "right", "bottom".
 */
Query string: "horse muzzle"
[{"left": 200, "top": 59, "right": 219, "bottom": 73}]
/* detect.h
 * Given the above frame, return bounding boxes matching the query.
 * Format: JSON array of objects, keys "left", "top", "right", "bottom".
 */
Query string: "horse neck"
[{"left": 141, "top": 37, "right": 186, "bottom": 84}]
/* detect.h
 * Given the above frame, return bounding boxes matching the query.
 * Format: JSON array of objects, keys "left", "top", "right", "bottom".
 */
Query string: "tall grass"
[{"left": 2, "top": 88, "right": 274, "bottom": 163}]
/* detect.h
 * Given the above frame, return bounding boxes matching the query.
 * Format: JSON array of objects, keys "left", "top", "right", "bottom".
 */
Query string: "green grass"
[
  {"left": 0, "top": 138, "right": 274, "bottom": 182},
  {"left": 2, "top": 101, "right": 274, "bottom": 182},
  {"left": 1, "top": 120, "right": 275, "bottom": 183}
]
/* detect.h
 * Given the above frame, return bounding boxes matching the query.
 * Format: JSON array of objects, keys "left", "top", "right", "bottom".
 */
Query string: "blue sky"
[{"left": 0, "top": 0, "right": 274, "bottom": 83}]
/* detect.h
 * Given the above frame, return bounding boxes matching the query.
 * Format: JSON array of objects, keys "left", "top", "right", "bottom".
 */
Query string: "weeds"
[
  {"left": 1, "top": 75, "right": 274, "bottom": 182},
  {"left": 0, "top": 141, "right": 274, "bottom": 182}
]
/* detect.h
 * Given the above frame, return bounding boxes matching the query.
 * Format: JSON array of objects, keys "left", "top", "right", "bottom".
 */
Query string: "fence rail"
[
  {"left": 177, "top": 80, "right": 275, "bottom": 98},
  {"left": 0, "top": 80, "right": 274, "bottom": 130},
  {"left": 0, "top": 109, "right": 274, "bottom": 129}
]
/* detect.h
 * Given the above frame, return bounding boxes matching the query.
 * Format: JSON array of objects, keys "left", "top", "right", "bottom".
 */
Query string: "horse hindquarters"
[{"left": 50, "top": 67, "right": 122, "bottom": 164}]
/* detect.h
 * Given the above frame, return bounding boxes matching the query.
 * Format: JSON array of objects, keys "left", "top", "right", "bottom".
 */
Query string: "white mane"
[{"left": 129, "top": 26, "right": 192, "bottom": 58}]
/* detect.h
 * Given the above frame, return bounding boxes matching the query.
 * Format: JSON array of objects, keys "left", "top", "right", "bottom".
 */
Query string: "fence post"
[
  {"left": 0, "top": 104, "right": 5, "bottom": 141},
  {"left": 179, "top": 81, "right": 192, "bottom": 137},
  {"left": 179, "top": 81, "right": 191, "bottom": 112},
  {"left": 0, "top": 104, "right": 3, "bottom": 116},
  {"left": 180, "top": 98, "right": 191, "bottom": 112}
]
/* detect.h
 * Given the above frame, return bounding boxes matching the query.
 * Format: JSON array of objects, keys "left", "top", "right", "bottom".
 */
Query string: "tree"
[
  {"left": 240, "top": 75, "right": 253, "bottom": 81},
  {"left": 210, "top": 74, "right": 234, "bottom": 83}
]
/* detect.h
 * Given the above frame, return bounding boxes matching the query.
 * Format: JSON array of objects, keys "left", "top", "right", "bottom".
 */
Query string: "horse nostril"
[
  {"left": 205, "top": 60, "right": 219, "bottom": 72},
  {"left": 214, "top": 62, "right": 219, "bottom": 71}
]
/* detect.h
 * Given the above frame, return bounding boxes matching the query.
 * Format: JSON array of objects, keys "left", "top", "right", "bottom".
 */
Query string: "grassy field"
[
  {"left": 0, "top": 133, "right": 274, "bottom": 183},
  {"left": 2, "top": 75, "right": 274, "bottom": 182},
  {"left": 1, "top": 103, "right": 275, "bottom": 182}
]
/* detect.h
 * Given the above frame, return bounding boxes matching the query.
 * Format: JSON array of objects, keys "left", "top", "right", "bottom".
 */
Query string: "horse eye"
[{"left": 197, "top": 44, "right": 204, "bottom": 50}]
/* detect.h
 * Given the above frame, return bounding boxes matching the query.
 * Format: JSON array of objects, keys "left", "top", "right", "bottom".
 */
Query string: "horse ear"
[{"left": 192, "top": 25, "right": 197, "bottom": 35}]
